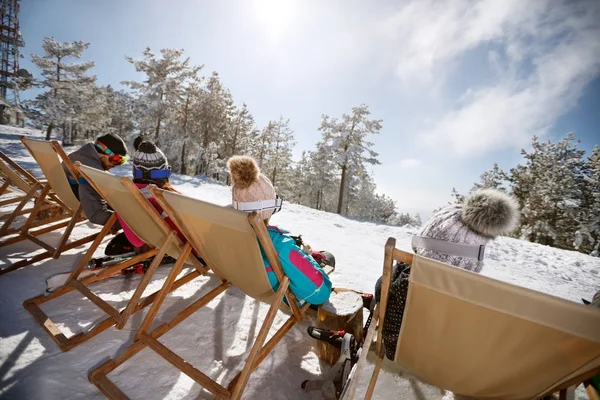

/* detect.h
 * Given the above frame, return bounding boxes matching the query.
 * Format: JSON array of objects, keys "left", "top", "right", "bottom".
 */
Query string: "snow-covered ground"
[{"left": 0, "top": 126, "right": 598, "bottom": 399}]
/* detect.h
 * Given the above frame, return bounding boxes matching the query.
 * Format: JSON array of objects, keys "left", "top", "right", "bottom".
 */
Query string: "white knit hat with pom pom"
[
  {"left": 415, "top": 189, "right": 520, "bottom": 272},
  {"left": 227, "top": 155, "right": 277, "bottom": 221}
]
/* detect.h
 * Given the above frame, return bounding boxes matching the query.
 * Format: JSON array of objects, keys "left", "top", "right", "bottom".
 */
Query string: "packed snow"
[{"left": 0, "top": 127, "right": 598, "bottom": 399}]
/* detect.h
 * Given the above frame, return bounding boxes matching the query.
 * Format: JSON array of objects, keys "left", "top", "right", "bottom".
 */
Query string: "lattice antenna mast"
[{"left": 0, "top": 0, "right": 24, "bottom": 107}]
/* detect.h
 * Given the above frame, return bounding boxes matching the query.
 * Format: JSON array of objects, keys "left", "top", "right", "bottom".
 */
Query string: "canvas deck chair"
[
  {"left": 0, "top": 151, "right": 71, "bottom": 238},
  {"left": 0, "top": 138, "right": 99, "bottom": 275},
  {"left": 24, "top": 164, "right": 209, "bottom": 351},
  {"left": 89, "top": 187, "right": 333, "bottom": 400},
  {"left": 343, "top": 237, "right": 600, "bottom": 400}
]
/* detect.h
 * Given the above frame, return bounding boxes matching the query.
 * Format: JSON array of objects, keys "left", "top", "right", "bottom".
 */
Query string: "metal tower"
[{"left": 0, "top": 0, "right": 24, "bottom": 125}]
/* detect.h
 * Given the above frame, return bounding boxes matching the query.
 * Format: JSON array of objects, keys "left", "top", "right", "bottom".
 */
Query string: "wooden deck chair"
[
  {"left": 89, "top": 187, "right": 332, "bottom": 400},
  {"left": 343, "top": 237, "right": 600, "bottom": 400},
  {"left": 23, "top": 163, "right": 209, "bottom": 351},
  {"left": 0, "top": 139, "right": 100, "bottom": 275},
  {"left": 0, "top": 151, "right": 71, "bottom": 238}
]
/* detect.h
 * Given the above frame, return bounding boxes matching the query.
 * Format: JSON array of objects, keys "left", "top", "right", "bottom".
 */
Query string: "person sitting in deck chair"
[
  {"left": 104, "top": 140, "right": 185, "bottom": 257},
  {"left": 227, "top": 155, "right": 333, "bottom": 305},
  {"left": 375, "top": 189, "right": 520, "bottom": 360},
  {"left": 63, "top": 133, "right": 128, "bottom": 234}
]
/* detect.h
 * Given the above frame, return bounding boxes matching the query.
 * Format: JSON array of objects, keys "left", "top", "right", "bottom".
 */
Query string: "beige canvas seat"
[
  {"left": 343, "top": 237, "right": 600, "bottom": 400},
  {"left": 0, "top": 151, "right": 71, "bottom": 239},
  {"left": 89, "top": 186, "right": 334, "bottom": 400},
  {"left": 24, "top": 163, "right": 208, "bottom": 351},
  {"left": 0, "top": 138, "right": 99, "bottom": 275}
]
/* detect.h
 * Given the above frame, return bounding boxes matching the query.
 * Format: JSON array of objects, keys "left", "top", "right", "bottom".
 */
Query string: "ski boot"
[{"left": 301, "top": 327, "right": 359, "bottom": 399}]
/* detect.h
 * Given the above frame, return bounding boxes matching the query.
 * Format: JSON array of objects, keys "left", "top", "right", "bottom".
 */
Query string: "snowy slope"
[{"left": 0, "top": 127, "right": 598, "bottom": 400}]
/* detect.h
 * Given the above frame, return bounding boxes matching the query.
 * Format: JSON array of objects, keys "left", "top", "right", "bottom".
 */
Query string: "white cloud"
[{"left": 379, "top": 0, "right": 600, "bottom": 156}]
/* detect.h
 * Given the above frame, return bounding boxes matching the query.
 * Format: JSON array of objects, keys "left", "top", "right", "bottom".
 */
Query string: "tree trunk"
[
  {"left": 180, "top": 141, "right": 187, "bottom": 175},
  {"left": 45, "top": 123, "right": 54, "bottom": 141},
  {"left": 337, "top": 163, "right": 348, "bottom": 214},
  {"left": 272, "top": 167, "right": 277, "bottom": 186}
]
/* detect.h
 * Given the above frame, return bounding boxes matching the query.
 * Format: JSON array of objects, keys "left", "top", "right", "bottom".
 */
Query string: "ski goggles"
[
  {"left": 133, "top": 166, "right": 172, "bottom": 180},
  {"left": 232, "top": 195, "right": 283, "bottom": 215},
  {"left": 95, "top": 142, "right": 127, "bottom": 166}
]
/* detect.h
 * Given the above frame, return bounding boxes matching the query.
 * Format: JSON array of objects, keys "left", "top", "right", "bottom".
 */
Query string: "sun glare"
[{"left": 252, "top": 0, "right": 296, "bottom": 44}]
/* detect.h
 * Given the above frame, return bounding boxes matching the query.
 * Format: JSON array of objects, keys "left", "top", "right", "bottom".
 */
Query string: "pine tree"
[
  {"left": 265, "top": 117, "right": 295, "bottom": 186},
  {"left": 472, "top": 163, "right": 507, "bottom": 192},
  {"left": 319, "top": 104, "right": 382, "bottom": 215},
  {"left": 27, "top": 37, "right": 96, "bottom": 141},
  {"left": 123, "top": 48, "right": 201, "bottom": 146},
  {"left": 508, "top": 133, "right": 587, "bottom": 249}
]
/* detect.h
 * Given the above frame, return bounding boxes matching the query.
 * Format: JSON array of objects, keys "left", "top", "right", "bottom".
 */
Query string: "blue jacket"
[{"left": 258, "top": 226, "right": 332, "bottom": 305}]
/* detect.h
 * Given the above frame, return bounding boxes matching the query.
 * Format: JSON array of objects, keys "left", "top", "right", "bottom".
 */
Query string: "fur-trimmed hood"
[{"left": 461, "top": 189, "right": 520, "bottom": 238}]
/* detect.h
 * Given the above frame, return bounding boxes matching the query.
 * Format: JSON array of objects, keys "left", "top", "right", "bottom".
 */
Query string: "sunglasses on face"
[{"left": 95, "top": 142, "right": 127, "bottom": 166}]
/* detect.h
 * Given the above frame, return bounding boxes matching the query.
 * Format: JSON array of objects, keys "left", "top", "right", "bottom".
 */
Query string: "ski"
[{"left": 45, "top": 253, "right": 176, "bottom": 293}]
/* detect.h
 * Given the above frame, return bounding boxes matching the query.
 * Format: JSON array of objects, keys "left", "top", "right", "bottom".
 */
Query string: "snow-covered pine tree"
[
  {"left": 26, "top": 37, "right": 96, "bottom": 141},
  {"left": 508, "top": 133, "right": 587, "bottom": 249},
  {"left": 104, "top": 87, "right": 136, "bottom": 140},
  {"left": 472, "top": 163, "right": 507, "bottom": 192},
  {"left": 223, "top": 103, "right": 256, "bottom": 161},
  {"left": 264, "top": 116, "right": 295, "bottom": 186},
  {"left": 318, "top": 104, "right": 382, "bottom": 215},
  {"left": 576, "top": 145, "right": 600, "bottom": 255},
  {"left": 255, "top": 120, "right": 276, "bottom": 169},
  {"left": 192, "top": 72, "right": 234, "bottom": 176},
  {"left": 307, "top": 142, "right": 339, "bottom": 211},
  {"left": 122, "top": 48, "right": 201, "bottom": 147}
]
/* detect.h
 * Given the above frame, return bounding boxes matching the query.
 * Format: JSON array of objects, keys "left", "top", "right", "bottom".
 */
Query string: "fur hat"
[
  {"left": 96, "top": 133, "right": 128, "bottom": 156},
  {"left": 132, "top": 141, "right": 170, "bottom": 178},
  {"left": 415, "top": 189, "right": 519, "bottom": 272},
  {"left": 227, "top": 155, "right": 277, "bottom": 221}
]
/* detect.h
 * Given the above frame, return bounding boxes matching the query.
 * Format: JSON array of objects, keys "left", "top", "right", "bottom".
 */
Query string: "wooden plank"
[
  {"left": 364, "top": 353, "right": 384, "bottom": 400},
  {"left": 90, "top": 374, "right": 129, "bottom": 400},
  {"left": 0, "top": 183, "right": 38, "bottom": 236},
  {"left": 23, "top": 232, "right": 56, "bottom": 253},
  {"left": 141, "top": 333, "right": 231, "bottom": 398},
  {"left": 62, "top": 316, "right": 116, "bottom": 352},
  {"left": 23, "top": 300, "right": 69, "bottom": 347},
  {"left": 228, "top": 302, "right": 311, "bottom": 391},
  {"left": 116, "top": 232, "right": 176, "bottom": 329},
  {"left": 52, "top": 205, "right": 83, "bottom": 258},
  {"left": 66, "top": 214, "right": 116, "bottom": 283},
  {"left": 135, "top": 244, "right": 192, "bottom": 339},
  {"left": 392, "top": 248, "right": 413, "bottom": 265},
  {"left": 230, "top": 278, "right": 290, "bottom": 400},
  {"left": 133, "top": 269, "right": 201, "bottom": 311},
  {"left": 70, "top": 280, "right": 121, "bottom": 321},
  {"left": 376, "top": 238, "right": 396, "bottom": 357},
  {"left": 19, "top": 182, "right": 51, "bottom": 234},
  {"left": 340, "top": 305, "right": 379, "bottom": 400}
]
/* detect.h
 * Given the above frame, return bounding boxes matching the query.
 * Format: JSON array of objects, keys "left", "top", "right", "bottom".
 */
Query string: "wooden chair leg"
[
  {"left": 53, "top": 205, "right": 84, "bottom": 258},
  {"left": 19, "top": 183, "right": 51, "bottom": 234},
  {"left": 0, "top": 183, "right": 38, "bottom": 236},
  {"left": 135, "top": 243, "right": 193, "bottom": 339},
  {"left": 116, "top": 232, "right": 176, "bottom": 329},
  {"left": 0, "top": 179, "right": 9, "bottom": 196},
  {"left": 64, "top": 214, "right": 116, "bottom": 284},
  {"left": 230, "top": 277, "right": 291, "bottom": 400}
]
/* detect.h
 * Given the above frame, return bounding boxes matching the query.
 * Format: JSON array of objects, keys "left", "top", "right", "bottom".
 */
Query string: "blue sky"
[{"left": 19, "top": 0, "right": 600, "bottom": 218}]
